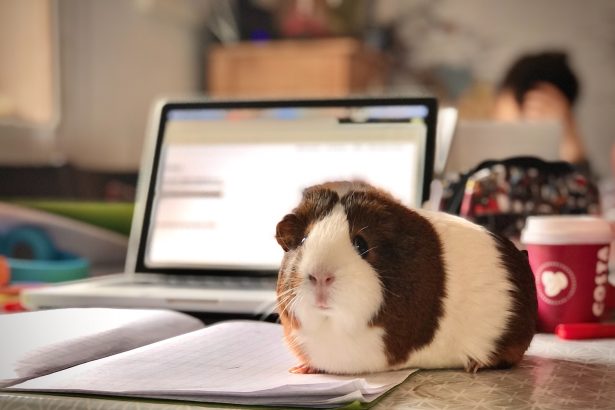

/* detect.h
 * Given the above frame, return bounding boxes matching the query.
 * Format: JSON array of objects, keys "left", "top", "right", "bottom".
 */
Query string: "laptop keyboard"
[{"left": 114, "top": 275, "right": 277, "bottom": 291}]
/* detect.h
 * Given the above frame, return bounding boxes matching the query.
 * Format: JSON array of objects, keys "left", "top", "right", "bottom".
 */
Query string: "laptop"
[
  {"left": 22, "top": 97, "right": 437, "bottom": 317},
  {"left": 443, "top": 120, "right": 561, "bottom": 175}
]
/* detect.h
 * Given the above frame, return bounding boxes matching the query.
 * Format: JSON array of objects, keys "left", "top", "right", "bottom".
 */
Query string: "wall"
[
  {"left": 56, "top": 0, "right": 206, "bottom": 171},
  {"left": 0, "top": 0, "right": 54, "bottom": 123}
]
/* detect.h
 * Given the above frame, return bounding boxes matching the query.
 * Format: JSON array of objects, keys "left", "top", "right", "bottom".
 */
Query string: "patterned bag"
[{"left": 440, "top": 156, "right": 601, "bottom": 242}]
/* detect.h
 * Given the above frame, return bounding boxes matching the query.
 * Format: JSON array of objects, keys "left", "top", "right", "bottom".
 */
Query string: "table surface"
[{"left": 1, "top": 334, "right": 614, "bottom": 410}]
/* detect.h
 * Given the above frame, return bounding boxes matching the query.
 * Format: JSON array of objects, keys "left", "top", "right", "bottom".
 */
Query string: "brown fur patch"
[
  {"left": 339, "top": 188, "right": 447, "bottom": 367},
  {"left": 275, "top": 184, "right": 340, "bottom": 251},
  {"left": 488, "top": 233, "right": 537, "bottom": 368}
]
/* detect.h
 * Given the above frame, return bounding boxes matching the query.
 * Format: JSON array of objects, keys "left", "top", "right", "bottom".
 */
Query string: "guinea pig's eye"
[{"left": 352, "top": 235, "right": 369, "bottom": 258}]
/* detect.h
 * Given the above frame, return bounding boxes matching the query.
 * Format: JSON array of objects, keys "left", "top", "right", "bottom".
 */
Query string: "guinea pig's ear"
[{"left": 276, "top": 213, "right": 305, "bottom": 252}]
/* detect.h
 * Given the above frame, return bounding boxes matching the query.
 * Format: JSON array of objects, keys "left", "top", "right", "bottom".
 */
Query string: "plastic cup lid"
[{"left": 521, "top": 215, "right": 612, "bottom": 245}]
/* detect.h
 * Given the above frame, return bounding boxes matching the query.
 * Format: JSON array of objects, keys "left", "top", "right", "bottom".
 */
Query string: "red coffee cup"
[
  {"left": 521, "top": 216, "right": 612, "bottom": 333},
  {"left": 608, "top": 221, "right": 615, "bottom": 311}
]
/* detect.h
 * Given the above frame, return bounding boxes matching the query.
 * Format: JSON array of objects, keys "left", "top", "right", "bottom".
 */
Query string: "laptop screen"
[{"left": 136, "top": 99, "right": 437, "bottom": 274}]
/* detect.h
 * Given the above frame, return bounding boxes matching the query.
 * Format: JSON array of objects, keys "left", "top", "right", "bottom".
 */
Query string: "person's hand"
[
  {"left": 521, "top": 82, "right": 573, "bottom": 124},
  {"left": 522, "top": 82, "right": 586, "bottom": 164}
]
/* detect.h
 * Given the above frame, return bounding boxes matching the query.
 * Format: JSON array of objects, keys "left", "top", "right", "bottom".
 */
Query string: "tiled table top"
[{"left": 376, "top": 334, "right": 615, "bottom": 409}]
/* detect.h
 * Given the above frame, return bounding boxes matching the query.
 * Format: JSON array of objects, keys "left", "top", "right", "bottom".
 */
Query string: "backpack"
[{"left": 440, "top": 156, "right": 601, "bottom": 241}]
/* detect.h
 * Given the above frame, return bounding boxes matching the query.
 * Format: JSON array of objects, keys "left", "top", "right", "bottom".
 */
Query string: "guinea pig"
[{"left": 275, "top": 181, "right": 537, "bottom": 375}]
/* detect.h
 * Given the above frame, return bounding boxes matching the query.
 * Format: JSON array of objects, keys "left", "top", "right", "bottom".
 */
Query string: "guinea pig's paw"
[
  {"left": 464, "top": 358, "right": 487, "bottom": 373},
  {"left": 289, "top": 363, "right": 321, "bottom": 374}
]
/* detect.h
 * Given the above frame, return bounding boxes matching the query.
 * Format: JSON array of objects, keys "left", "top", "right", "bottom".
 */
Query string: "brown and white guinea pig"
[{"left": 274, "top": 181, "right": 537, "bottom": 375}]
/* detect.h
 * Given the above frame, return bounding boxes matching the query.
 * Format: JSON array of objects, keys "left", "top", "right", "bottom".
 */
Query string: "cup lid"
[{"left": 521, "top": 215, "right": 612, "bottom": 245}]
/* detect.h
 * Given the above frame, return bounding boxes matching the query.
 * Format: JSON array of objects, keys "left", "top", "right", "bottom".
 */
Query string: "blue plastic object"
[{"left": 0, "top": 226, "right": 89, "bottom": 283}]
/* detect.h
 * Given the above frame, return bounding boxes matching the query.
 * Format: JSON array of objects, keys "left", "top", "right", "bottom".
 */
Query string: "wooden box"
[{"left": 207, "top": 38, "right": 387, "bottom": 98}]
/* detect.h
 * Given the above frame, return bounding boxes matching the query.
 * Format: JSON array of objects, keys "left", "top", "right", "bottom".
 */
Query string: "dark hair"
[{"left": 498, "top": 51, "right": 580, "bottom": 106}]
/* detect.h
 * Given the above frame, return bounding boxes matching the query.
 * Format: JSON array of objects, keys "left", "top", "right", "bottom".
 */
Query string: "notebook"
[
  {"left": 443, "top": 120, "right": 561, "bottom": 175},
  {"left": 22, "top": 97, "right": 437, "bottom": 316}
]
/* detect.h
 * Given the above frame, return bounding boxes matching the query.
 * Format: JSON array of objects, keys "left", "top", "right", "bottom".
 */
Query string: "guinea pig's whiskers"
[
  {"left": 259, "top": 300, "right": 278, "bottom": 321},
  {"left": 288, "top": 293, "right": 304, "bottom": 315},
  {"left": 277, "top": 295, "right": 294, "bottom": 309},
  {"left": 360, "top": 246, "right": 378, "bottom": 257},
  {"left": 276, "top": 294, "right": 295, "bottom": 316},
  {"left": 367, "top": 274, "right": 403, "bottom": 299},
  {"left": 277, "top": 288, "right": 302, "bottom": 316},
  {"left": 276, "top": 304, "right": 288, "bottom": 318},
  {"left": 261, "top": 289, "right": 293, "bottom": 320},
  {"left": 277, "top": 287, "right": 295, "bottom": 299},
  {"left": 277, "top": 294, "right": 296, "bottom": 308},
  {"left": 377, "top": 274, "right": 412, "bottom": 283},
  {"left": 357, "top": 225, "right": 369, "bottom": 234},
  {"left": 381, "top": 287, "right": 401, "bottom": 299},
  {"left": 276, "top": 304, "right": 291, "bottom": 319},
  {"left": 259, "top": 286, "right": 296, "bottom": 319}
]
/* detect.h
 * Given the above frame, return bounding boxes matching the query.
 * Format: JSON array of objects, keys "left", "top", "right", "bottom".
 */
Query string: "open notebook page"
[
  {"left": 0, "top": 308, "right": 204, "bottom": 387},
  {"left": 11, "top": 321, "right": 416, "bottom": 407}
]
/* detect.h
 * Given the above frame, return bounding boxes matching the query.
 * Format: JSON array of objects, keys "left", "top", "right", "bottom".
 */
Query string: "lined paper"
[{"left": 11, "top": 321, "right": 415, "bottom": 407}]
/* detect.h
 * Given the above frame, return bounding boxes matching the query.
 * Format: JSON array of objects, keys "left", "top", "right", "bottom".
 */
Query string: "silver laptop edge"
[{"left": 124, "top": 99, "right": 167, "bottom": 277}]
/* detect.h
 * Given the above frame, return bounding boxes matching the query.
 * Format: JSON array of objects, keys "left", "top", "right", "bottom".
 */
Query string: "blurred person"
[{"left": 492, "top": 51, "right": 588, "bottom": 170}]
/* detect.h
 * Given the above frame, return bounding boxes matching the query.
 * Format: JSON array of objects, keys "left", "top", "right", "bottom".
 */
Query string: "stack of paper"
[{"left": 3, "top": 311, "right": 415, "bottom": 408}]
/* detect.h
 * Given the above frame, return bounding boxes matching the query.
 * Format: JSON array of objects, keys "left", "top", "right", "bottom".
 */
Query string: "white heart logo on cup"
[
  {"left": 536, "top": 261, "right": 577, "bottom": 306},
  {"left": 541, "top": 271, "right": 569, "bottom": 297}
]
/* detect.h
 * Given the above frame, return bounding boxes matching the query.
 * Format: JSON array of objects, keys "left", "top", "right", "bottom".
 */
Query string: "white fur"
[
  {"left": 399, "top": 209, "right": 516, "bottom": 369},
  {"left": 291, "top": 205, "right": 389, "bottom": 373}
]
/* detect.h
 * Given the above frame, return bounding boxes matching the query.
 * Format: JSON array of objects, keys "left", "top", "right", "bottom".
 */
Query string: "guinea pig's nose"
[{"left": 308, "top": 272, "right": 335, "bottom": 286}]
